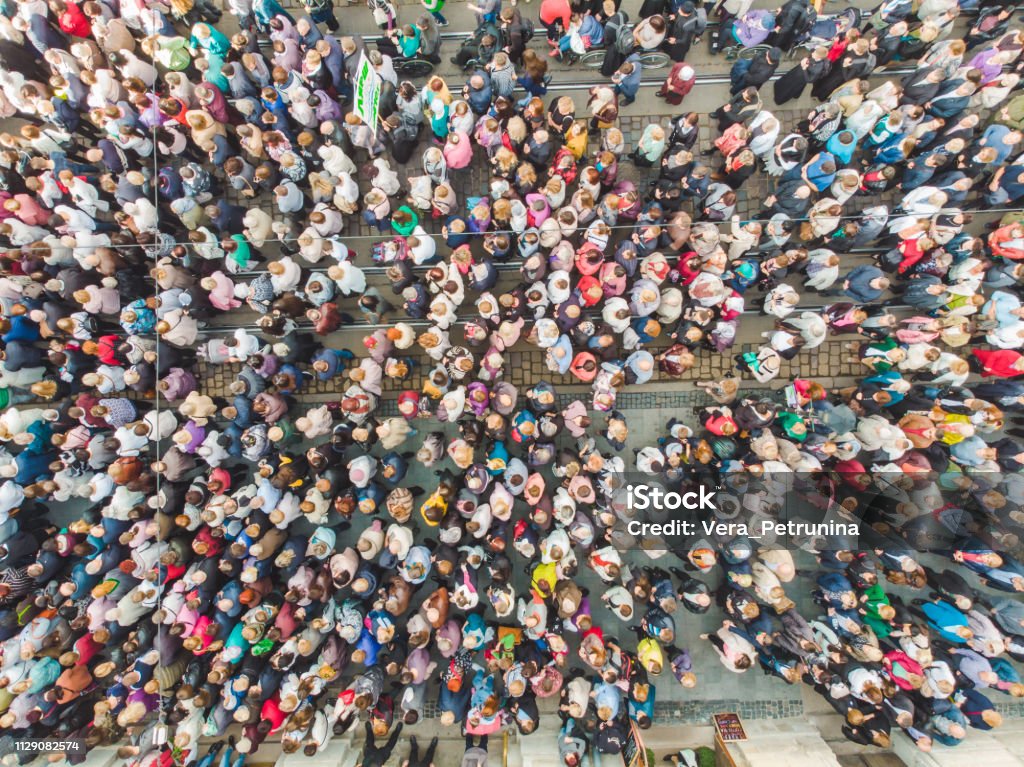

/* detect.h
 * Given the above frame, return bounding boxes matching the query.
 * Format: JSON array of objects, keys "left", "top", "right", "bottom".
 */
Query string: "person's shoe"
[{"left": 437, "top": 17, "right": 449, "bottom": 26}]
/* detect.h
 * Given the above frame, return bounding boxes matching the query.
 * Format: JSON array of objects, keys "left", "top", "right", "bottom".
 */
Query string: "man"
[
  {"left": 840, "top": 266, "right": 890, "bottom": 303},
  {"left": 417, "top": 14, "right": 443, "bottom": 63},
  {"left": 899, "top": 66, "right": 945, "bottom": 106},
  {"left": 711, "top": 86, "right": 762, "bottom": 132},
  {"left": 774, "top": 47, "right": 830, "bottom": 104},
  {"left": 611, "top": 56, "right": 642, "bottom": 106},
  {"left": 664, "top": 2, "right": 702, "bottom": 62},
  {"left": 764, "top": 179, "right": 812, "bottom": 218},
  {"left": 464, "top": 72, "right": 493, "bottom": 115},
  {"left": 732, "top": 46, "right": 782, "bottom": 95},
  {"left": 771, "top": 0, "right": 812, "bottom": 51},
  {"left": 304, "top": 0, "right": 339, "bottom": 31}
]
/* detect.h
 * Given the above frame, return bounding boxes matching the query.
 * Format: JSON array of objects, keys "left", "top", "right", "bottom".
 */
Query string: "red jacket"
[
  {"left": 539, "top": 0, "right": 571, "bottom": 28},
  {"left": 896, "top": 237, "right": 929, "bottom": 275},
  {"left": 988, "top": 223, "right": 1024, "bottom": 261},
  {"left": 973, "top": 349, "right": 1024, "bottom": 378},
  {"left": 59, "top": 2, "right": 91, "bottom": 37}
]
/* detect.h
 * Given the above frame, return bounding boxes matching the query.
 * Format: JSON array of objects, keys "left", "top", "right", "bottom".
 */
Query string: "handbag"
[{"left": 371, "top": 1, "right": 391, "bottom": 26}]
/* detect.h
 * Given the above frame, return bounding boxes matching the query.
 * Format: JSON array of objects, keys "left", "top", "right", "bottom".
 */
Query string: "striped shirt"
[{"left": 0, "top": 567, "right": 34, "bottom": 605}]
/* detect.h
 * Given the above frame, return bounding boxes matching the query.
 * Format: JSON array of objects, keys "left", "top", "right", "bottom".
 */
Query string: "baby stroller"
[
  {"left": 792, "top": 6, "right": 859, "bottom": 57},
  {"left": 372, "top": 237, "right": 411, "bottom": 264}
]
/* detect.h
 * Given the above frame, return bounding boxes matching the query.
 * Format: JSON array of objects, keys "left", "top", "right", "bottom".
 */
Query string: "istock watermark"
[
  {"left": 606, "top": 471, "right": 1022, "bottom": 554},
  {"left": 626, "top": 484, "right": 718, "bottom": 511}
]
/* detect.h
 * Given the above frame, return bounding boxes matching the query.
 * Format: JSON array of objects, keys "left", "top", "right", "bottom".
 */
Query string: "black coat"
[
  {"left": 744, "top": 48, "right": 782, "bottom": 88},
  {"left": 899, "top": 67, "right": 943, "bottom": 106},
  {"left": 665, "top": 13, "right": 700, "bottom": 62},
  {"left": 772, "top": 0, "right": 811, "bottom": 50},
  {"left": 774, "top": 56, "right": 828, "bottom": 104},
  {"left": 811, "top": 52, "right": 874, "bottom": 100},
  {"left": 769, "top": 179, "right": 812, "bottom": 217},
  {"left": 638, "top": 0, "right": 666, "bottom": 18}
]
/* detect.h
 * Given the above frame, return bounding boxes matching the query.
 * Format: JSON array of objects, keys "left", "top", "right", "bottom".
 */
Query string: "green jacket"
[
  {"left": 392, "top": 206, "right": 419, "bottom": 236},
  {"left": 993, "top": 94, "right": 1024, "bottom": 131}
]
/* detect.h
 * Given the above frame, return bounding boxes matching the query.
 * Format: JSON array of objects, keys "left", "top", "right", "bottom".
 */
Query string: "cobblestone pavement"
[
  {"left": 237, "top": 107, "right": 887, "bottom": 243},
  {"left": 193, "top": 338, "right": 859, "bottom": 402}
]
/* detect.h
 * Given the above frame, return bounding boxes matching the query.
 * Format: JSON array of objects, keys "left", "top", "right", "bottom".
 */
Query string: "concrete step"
[
  {"left": 724, "top": 718, "right": 845, "bottom": 767},
  {"left": 892, "top": 730, "right": 1024, "bottom": 767},
  {"left": 276, "top": 733, "right": 358, "bottom": 767}
]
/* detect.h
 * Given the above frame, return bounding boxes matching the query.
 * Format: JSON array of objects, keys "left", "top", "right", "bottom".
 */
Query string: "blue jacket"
[
  {"left": 921, "top": 600, "right": 969, "bottom": 644},
  {"left": 615, "top": 54, "right": 642, "bottom": 98}
]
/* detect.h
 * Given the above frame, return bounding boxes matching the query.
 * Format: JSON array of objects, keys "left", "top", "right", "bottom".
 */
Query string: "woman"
[
  {"left": 630, "top": 124, "right": 666, "bottom": 167},
  {"left": 587, "top": 85, "right": 619, "bottom": 132},
  {"left": 656, "top": 62, "right": 695, "bottom": 106},
  {"left": 669, "top": 112, "right": 700, "bottom": 150},
  {"left": 633, "top": 14, "right": 666, "bottom": 50},
  {"left": 972, "top": 349, "right": 1024, "bottom": 378},
  {"left": 721, "top": 147, "right": 756, "bottom": 188},
  {"left": 812, "top": 38, "right": 875, "bottom": 101},
  {"left": 539, "top": 0, "right": 571, "bottom": 44},
  {"left": 517, "top": 50, "right": 549, "bottom": 99}
]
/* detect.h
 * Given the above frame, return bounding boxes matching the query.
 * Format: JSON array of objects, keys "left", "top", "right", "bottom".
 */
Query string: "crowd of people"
[{"left": 0, "top": 0, "right": 1022, "bottom": 764}]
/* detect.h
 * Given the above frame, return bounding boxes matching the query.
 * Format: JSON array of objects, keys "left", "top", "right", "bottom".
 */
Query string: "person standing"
[
  {"left": 611, "top": 56, "right": 642, "bottom": 106},
  {"left": 360, "top": 722, "right": 405, "bottom": 767},
  {"left": 461, "top": 736, "right": 488, "bottom": 767},
  {"left": 656, "top": 62, "right": 695, "bottom": 105},
  {"left": 811, "top": 38, "right": 875, "bottom": 101},
  {"left": 421, "top": 0, "right": 447, "bottom": 26},
  {"left": 774, "top": 47, "right": 830, "bottom": 104},
  {"left": 771, "top": 0, "right": 812, "bottom": 51},
  {"left": 304, "top": 0, "right": 339, "bottom": 30}
]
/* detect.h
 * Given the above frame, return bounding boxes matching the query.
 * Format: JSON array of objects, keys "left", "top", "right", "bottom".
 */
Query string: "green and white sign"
[{"left": 354, "top": 54, "right": 382, "bottom": 128}]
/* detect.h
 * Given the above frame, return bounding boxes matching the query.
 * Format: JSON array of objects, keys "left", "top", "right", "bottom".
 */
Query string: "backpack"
[
  {"left": 694, "top": 6, "right": 707, "bottom": 36},
  {"left": 615, "top": 24, "right": 636, "bottom": 55},
  {"left": 604, "top": 11, "right": 629, "bottom": 45},
  {"left": 520, "top": 17, "right": 535, "bottom": 43}
]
